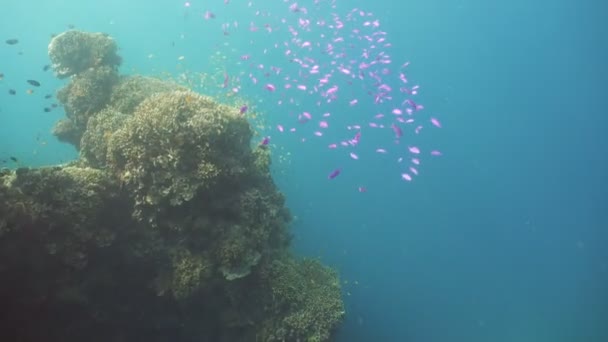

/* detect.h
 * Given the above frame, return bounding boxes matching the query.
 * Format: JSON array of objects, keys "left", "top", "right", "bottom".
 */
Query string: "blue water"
[{"left": 1, "top": 0, "right": 607, "bottom": 341}]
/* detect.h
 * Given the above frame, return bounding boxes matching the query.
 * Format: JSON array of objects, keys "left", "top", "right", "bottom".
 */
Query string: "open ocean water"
[{"left": 1, "top": 0, "right": 606, "bottom": 341}]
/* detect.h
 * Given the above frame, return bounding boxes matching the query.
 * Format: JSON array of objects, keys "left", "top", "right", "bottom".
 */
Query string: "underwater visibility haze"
[{"left": 0, "top": 0, "right": 607, "bottom": 341}]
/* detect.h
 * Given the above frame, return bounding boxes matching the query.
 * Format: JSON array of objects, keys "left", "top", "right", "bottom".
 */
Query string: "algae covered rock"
[
  {"left": 0, "top": 166, "right": 173, "bottom": 342},
  {"left": 0, "top": 166, "right": 125, "bottom": 269},
  {"left": 48, "top": 30, "right": 121, "bottom": 78}
]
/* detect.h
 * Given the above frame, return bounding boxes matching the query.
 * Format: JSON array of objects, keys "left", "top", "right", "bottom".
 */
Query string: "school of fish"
[{"left": 186, "top": 0, "right": 443, "bottom": 190}]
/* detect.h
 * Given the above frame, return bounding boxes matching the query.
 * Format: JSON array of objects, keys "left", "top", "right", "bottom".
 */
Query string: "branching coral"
[
  {"left": 80, "top": 108, "right": 130, "bottom": 168},
  {"left": 109, "top": 75, "right": 187, "bottom": 114},
  {"left": 256, "top": 258, "right": 346, "bottom": 342},
  {"left": 168, "top": 247, "right": 212, "bottom": 300},
  {"left": 106, "top": 90, "right": 252, "bottom": 222},
  {"left": 54, "top": 65, "right": 119, "bottom": 147}
]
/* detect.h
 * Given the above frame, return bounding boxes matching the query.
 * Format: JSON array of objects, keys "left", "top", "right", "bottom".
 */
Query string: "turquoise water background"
[{"left": 1, "top": 0, "right": 607, "bottom": 341}]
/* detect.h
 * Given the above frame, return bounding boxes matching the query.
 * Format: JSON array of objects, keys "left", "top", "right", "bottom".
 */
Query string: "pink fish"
[
  {"left": 378, "top": 84, "right": 392, "bottom": 92},
  {"left": 352, "top": 131, "right": 361, "bottom": 144},
  {"left": 325, "top": 85, "right": 339, "bottom": 96},
  {"left": 431, "top": 117, "right": 442, "bottom": 128},
  {"left": 289, "top": 3, "right": 300, "bottom": 12},
  {"left": 339, "top": 66, "right": 351, "bottom": 75},
  {"left": 401, "top": 173, "right": 412, "bottom": 181},
  {"left": 204, "top": 11, "right": 215, "bottom": 20},
  {"left": 391, "top": 123, "right": 403, "bottom": 138},
  {"left": 260, "top": 136, "right": 270, "bottom": 146},
  {"left": 222, "top": 72, "right": 229, "bottom": 88},
  {"left": 328, "top": 168, "right": 341, "bottom": 179},
  {"left": 185, "top": 1, "right": 443, "bottom": 189}
]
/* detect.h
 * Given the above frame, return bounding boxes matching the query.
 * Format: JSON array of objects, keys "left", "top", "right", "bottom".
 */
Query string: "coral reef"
[
  {"left": 106, "top": 90, "right": 253, "bottom": 220},
  {"left": 167, "top": 247, "right": 213, "bottom": 300},
  {"left": 0, "top": 166, "right": 124, "bottom": 269},
  {"left": 79, "top": 108, "right": 130, "bottom": 168},
  {"left": 49, "top": 31, "right": 121, "bottom": 147},
  {"left": 0, "top": 30, "right": 344, "bottom": 342},
  {"left": 257, "top": 258, "right": 346, "bottom": 342},
  {"left": 109, "top": 75, "right": 187, "bottom": 114},
  {"left": 57, "top": 66, "right": 119, "bottom": 124},
  {"left": 48, "top": 30, "right": 121, "bottom": 78},
  {"left": 52, "top": 118, "right": 81, "bottom": 147}
]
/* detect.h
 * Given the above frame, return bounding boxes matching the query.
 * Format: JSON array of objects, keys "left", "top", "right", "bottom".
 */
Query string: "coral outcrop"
[{"left": 0, "top": 30, "right": 345, "bottom": 342}]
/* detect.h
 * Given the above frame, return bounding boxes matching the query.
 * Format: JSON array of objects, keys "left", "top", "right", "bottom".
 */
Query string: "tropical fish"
[{"left": 328, "top": 168, "right": 341, "bottom": 179}]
